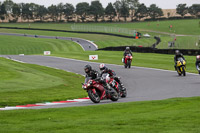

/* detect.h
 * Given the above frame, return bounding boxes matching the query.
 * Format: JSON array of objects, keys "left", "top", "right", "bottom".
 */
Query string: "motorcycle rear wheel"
[
  {"left": 88, "top": 89, "right": 100, "bottom": 103},
  {"left": 121, "top": 88, "right": 127, "bottom": 98}
]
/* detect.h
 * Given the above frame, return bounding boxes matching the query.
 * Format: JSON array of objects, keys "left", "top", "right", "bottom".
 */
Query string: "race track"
[{"left": 1, "top": 55, "right": 200, "bottom": 109}]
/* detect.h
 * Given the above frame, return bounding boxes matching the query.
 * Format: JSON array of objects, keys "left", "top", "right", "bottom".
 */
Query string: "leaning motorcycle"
[
  {"left": 124, "top": 54, "right": 132, "bottom": 68},
  {"left": 108, "top": 77, "right": 127, "bottom": 98},
  {"left": 176, "top": 57, "right": 186, "bottom": 76},
  {"left": 82, "top": 75, "right": 119, "bottom": 103}
]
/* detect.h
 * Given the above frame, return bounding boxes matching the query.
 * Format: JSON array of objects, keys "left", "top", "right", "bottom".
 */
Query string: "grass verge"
[
  {"left": 0, "top": 57, "right": 86, "bottom": 107},
  {"left": 0, "top": 96, "right": 199, "bottom": 133}
]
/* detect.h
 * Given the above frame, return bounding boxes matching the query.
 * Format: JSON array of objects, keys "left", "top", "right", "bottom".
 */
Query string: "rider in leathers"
[
  {"left": 174, "top": 50, "right": 185, "bottom": 70},
  {"left": 84, "top": 64, "right": 111, "bottom": 93},
  {"left": 99, "top": 63, "right": 125, "bottom": 91},
  {"left": 123, "top": 47, "right": 132, "bottom": 63},
  {"left": 195, "top": 55, "right": 200, "bottom": 74}
]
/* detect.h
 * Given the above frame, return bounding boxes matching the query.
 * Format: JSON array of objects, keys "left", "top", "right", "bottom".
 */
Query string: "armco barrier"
[
  {"left": 0, "top": 26, "right": 135, "bottom": 39},
  {"left": 98, "top": 46, "right": 200, "bottom": 56}
]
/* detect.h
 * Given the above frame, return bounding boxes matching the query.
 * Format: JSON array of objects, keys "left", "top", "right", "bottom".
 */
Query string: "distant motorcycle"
[
  {"left": 176, "top": 57, "right": 186, "bottom": 76},
  {"left": 82, "top": 74, "right": 119, "bottom": 103},
  {"left": 124, "top": 54, "right": 132, "bottom": 68}
]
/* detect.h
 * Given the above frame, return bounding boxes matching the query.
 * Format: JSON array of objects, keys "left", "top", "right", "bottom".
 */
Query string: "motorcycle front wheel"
[
  {"left": 110, "top": 89, "right": 119, "bottom": 102},
  {"left": 127, "top": 60, "right": 131, "bottom": 68},
  {"left": 182, "top": 66, "right": 186, "bottom": 76},
  {"left": 88, "top": 89, "right": 100, "bottom": 103}
]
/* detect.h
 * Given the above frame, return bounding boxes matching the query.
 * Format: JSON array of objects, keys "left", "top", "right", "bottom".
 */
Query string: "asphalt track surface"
[
  {"left": 0, "top": 33, "right": 98, "bottom": 51},
  {"left": 1, "top": 55, "right": 200, "bottom": 109}
]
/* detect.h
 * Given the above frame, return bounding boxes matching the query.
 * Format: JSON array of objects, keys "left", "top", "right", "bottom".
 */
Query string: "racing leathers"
[
  {"left": 195, "top": 60, "right": 200, "bottom": 74},
  {"left": 174, "top": 53, "right": 185, "bottom": 70},
  {"left": 100, "top": 68, "right": 125, "bottom": 91},
  {"left": 123, "top": 50, "right": 132, "bottom": 63}
]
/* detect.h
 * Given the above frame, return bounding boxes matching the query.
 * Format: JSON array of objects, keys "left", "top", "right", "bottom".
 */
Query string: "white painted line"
[
  {"left": 4, "top": 107, "right": 27, "bottom": 110},
  {"left": 70, "top": 99, "right": 90, "bottom": 102}
]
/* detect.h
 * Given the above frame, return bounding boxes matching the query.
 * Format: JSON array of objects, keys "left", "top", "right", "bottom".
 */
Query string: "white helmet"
[
  {"left": 196, "top": 55, "right": 200, "bottom": 61},
  {"left": 99, "top": 63, "right": 107, "bottom": 71}
]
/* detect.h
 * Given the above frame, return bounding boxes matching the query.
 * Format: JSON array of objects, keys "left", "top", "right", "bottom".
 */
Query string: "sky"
[{"left": 8, "top": 0, "right": 200, "bottom": 9}]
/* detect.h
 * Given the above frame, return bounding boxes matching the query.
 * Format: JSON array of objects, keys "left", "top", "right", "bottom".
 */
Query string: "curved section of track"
[
  {"left": 1, "top": 55, "right": 200, "bottom": 109},
  {"left": 0, "top": 33, "right": 98, "bottom": 51}
]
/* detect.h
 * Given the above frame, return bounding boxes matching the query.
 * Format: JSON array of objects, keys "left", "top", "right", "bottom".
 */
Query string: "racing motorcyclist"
[
  {"left": 99, "top": 63, "right": 125, "bottom": 91},
  {"left": 174, "top": 50, "right": 185, "bottom": 70},
  {"left": 84, "top": 64, "right": 99, "bottom": 81},
  {"left": 123, "top": 47, "right": 132, "bottom": 63},
  {"left": 84, "top": 64, "right": 111, "bottom": 94},
  {"left": 195, "top": 55, "right": 200, "bottom": 74}
]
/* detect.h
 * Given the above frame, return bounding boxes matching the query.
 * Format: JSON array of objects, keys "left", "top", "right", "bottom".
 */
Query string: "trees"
[
  {"left": 11, "top": 3, "right": 20, "bottom": 22},
  {"left": 36, "top": 5, "right": 48, "bottom": 21},
  {"left": 0, "top": 3, "right": 6, "bottom": 22},
  {"left": 113, "top": 0, "right": 129, "bottom": 22},
  {"left": 57, "top": 3, "right": 64, "bottom": 21},
  {"left": 3, "top": 0, "right": 13, "bottom": 20},
  {"left": 63, "top": 3, "right": 74, "bottom": 22},
  {"left": 105, "top": 3, "right": 116, "bottom": 22},
  {"left": 188, "top": 4, "right": 200, "bottom": 18},
  {"left": 89, "top": 1, "right": 104, "bottom": 22},
  {"left": 176, "top": 4, "right": 188, "bottom": 18},
  {"left": 119, "top": 0, "right": 129, "bottom": 21},
  {"left": 76, "top": 2, "right": 89, "bottom": 22},
  {"left": 113, "top": 0, "right": 121, "bottom": 21},
  {"left": 127, "top": 0, "right": 139, "bottom": 21},
  {"left": 148, "top": 4, "right": 163, "bottom": 20},
  {"left": 21, "top": 3, "right": 33, "bottom": 22},
  {"left": 134, "top": 3, "right": 147, "bottom": 20},
  {"left": 48, "top": 4, "right": 59, "bottom": 22}
]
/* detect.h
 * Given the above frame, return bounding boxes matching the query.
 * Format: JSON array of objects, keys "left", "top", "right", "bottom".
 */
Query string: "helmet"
[
  {"left": 126, "top": 47, "right": 130, "bottom": 51},
  {"left": 84, "top": 64, "right": 92, "bottom": 74},
  {"left": 175, "top": 50, "right": 180, "bottom": 55},
  {"left": 196, "top": 55, "right": 200, "bottom": 61},
  {"left": 99, "top": 63, "right": 107, "bottom": 72}
]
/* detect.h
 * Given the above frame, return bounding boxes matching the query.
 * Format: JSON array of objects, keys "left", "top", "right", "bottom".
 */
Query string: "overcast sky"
[{"left": 9, "top": 0, "right": 200, "bottom": 9}]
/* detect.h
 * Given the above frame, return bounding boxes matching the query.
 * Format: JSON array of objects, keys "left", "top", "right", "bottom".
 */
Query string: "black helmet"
[
  {"left": 126, "top": 47, "right": 130, "bottom": 51},
  {"left": 175, "top": 50, "right": 180, "bottom": 55},
  {"left": 99, "top": 63, "right": 107, "bottom": 72},
  {"left": 84, "top": 64, "right": 92, "bottom": 74}
]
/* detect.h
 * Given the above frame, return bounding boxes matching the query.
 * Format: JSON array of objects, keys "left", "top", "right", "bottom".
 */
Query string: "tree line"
[{"left": 0, "top": 0, "right": 199, "bottom": 23}]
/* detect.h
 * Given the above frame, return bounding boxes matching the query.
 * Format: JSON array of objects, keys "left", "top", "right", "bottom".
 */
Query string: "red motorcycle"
[
  {"left": 108, "top": 77, "right": 127, "bottom": 98},
  {"left": 82, "top": 74, "right": 119, "bottom": 103},
  {"left": 124, "top": 54, "right": 132, "bottom": 68}
]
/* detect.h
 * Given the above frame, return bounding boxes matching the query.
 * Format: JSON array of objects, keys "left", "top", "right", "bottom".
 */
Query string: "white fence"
[{"left": 71, "top": 24, "right": 136, "bottom": 36}]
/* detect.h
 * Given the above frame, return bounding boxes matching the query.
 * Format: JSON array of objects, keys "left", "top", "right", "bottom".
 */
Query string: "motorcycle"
[
  {"left": 108, "top": 77, "right": 127, "bottom": 98},
  {"left": 176, "top": 57, "right": 186, "bottom": 76},
  {"left": 82, "top": 74, "right": 119, "bottom": 103},
  {"left": 124, "top": 54, "right": 132, "bottom": 68}
]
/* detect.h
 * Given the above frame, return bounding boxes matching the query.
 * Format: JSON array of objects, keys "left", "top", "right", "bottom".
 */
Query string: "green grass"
[
  {"left": 1, "top": 19, "right": 200, "bottom": 35},
  {"left": 0, "top": 57, "right": 86, "bottom": 107},
  {"left": 0, "top": 35, "right": 83, "bottom": 54},
  {"left": 0, "top": 97, "right": 200, "bottom": 133},
  {"left": 1, "top": 24, "right": 200, "bottom": 49}
]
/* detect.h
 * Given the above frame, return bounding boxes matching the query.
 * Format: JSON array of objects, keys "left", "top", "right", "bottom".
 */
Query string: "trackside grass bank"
[
  {"left": 0, "top": 97, "right": 199, "bottom": 133},
  {"left": 0, "top": 19, "right": 200, "bottom": 35},
  {"left": 0, "top": 58, "right": 85, "bottom": 107}
]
